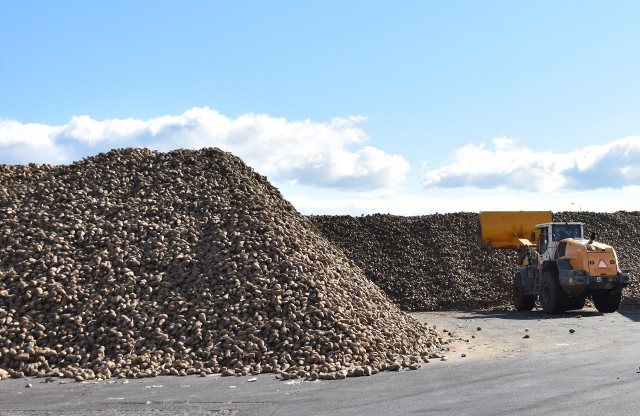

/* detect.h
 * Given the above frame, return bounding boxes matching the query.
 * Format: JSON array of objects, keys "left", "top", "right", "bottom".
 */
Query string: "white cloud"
[
  {"left": 61, "top": 115, "right": 148, "bottom": 144},
  {"left": 0, "top": 108, "right": 409, "bottom": 192},
  {"left": 289, "top": 186, "right": 640, "bottom": 216},
  {"left": 423, "top": 136, "right": 640, "bottom": 191},
  {"left": 0, "top": 119, "right": 69, "bottom": 164}
]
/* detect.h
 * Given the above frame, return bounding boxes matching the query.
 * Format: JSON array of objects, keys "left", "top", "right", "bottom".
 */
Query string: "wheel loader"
[{"left": 478, "top": 211, "right": 631, "bottom": 314}]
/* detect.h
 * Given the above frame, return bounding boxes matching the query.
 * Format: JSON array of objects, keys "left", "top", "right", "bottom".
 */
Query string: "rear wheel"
[
  {"left": 565, "top": 295, "right": 586, "bottom": 311},
  {"left": 539, "top": 270, "right": 568, "bottom": 314},
  {"left": 513, "top": 272, "right": 536, "bottom": 311},
  {"left": 592, "top": 290, "right": 622, "bottom": 313}
]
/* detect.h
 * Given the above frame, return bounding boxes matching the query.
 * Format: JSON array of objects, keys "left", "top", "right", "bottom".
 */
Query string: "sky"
[{"left": 1, "top": 1, "right": 639, "bottom": 215}]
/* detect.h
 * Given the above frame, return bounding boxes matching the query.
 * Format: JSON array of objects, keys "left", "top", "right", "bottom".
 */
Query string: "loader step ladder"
[{"left": 532, "top": 269, "right": 541, "bottom": 295}]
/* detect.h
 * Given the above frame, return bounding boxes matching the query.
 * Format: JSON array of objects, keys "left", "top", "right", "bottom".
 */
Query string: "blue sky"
[{"left": 1, "top": 1, "right": 639, "bottom": 214}]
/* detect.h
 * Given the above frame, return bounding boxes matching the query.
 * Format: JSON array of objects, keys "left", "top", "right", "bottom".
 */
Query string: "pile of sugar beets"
[
  {"left": 1, "top": 147, "right": 638, "bottom": 382},
  {"left": 0, "top": 148, "right": 441, "bottom": 381}
]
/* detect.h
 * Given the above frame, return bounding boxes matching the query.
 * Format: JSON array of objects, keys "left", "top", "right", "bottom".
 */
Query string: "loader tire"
[
  {"left": 513, "top": 272, "right": 535, "bottom": 311},
  {"left": 565, "top": 295, "right": 586, "bottom": 311},
  {"left": 592, "top": 290, "right": 622, "bottom": 313},
  {"left": 539, "top": 270, "right": 568, "bottom": 314}
]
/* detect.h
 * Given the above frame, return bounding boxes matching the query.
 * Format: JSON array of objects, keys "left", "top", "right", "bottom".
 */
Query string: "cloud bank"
[
  {"left": 291, "top": 187, "right": 640, "bottom": 216},
  {"left": 0, "top": 108, "right": 410, "bottom": 192},
  {"left": 3, "top": 107, "right": 639, "bottom": 215},
  {"left": 422, "top": 137, "right": 640, "bottom": 191}
]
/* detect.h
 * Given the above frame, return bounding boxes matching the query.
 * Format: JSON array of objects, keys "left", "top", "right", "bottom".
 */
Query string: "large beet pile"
[
  {"left": 310, "top": 212, "right": 640, "bottom": 311},
  {"left": 0, "top": 148, "right": 440, "bottom": 381}
]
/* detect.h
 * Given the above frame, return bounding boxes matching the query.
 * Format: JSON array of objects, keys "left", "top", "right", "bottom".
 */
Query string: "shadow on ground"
[
  {"left": 617, "top": 305, "right": 640, "bottom": 322},
  {"left": 454, "top": 305, "right": 640, "bottom": 322}
]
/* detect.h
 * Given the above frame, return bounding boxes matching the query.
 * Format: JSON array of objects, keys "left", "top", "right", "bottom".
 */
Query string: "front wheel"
[
  {"left": 539, "top": 270, "right": 568, "bottom": 314},
  {"left": 592, "top": 290, "right": 622, "bottom": 313},
  {"left": 513, "top": 272, "right": 536, "bottom": 311}
]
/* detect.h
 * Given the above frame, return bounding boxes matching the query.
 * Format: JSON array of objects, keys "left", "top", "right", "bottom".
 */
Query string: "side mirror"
[
  {"left": 530, "top": 231, "right": 536, "bottom": 242},
  {"left": 589, "top": 232, "right": 595, "bottom": 244}
]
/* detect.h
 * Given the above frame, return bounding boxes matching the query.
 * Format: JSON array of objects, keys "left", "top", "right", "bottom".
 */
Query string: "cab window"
[
  {"left": 538, "top": 228, "right": 549, "bottom": 254},
  {"left": 552, "top": 224, "right": 582, "bottom": 240}
]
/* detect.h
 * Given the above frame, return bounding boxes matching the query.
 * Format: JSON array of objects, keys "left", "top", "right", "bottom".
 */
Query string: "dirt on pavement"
[{"left": 412, "top": 305, "right": 640, "bottom": 363}]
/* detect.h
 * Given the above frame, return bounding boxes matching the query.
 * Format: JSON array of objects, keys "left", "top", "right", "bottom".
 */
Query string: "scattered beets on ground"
[
  {"left": 310, "top": 212, "right": 640, "bottom": 311},
  {"left": 0, "top": 148, "right": 440, "bottom": 381}
]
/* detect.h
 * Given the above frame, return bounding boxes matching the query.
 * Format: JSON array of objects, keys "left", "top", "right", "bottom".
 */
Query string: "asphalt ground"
[{"left": 1, "top": 306, "right": 639, "bottom": 416}]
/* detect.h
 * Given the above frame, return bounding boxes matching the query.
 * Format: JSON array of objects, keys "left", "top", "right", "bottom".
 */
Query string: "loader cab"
[{"left": 536, "top": 222, "right": 584, "bottom": 263}]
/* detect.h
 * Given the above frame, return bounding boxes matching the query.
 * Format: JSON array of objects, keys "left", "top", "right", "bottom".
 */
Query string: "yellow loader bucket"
[{"left": 478, "top": 211, "right": 552, "bottom": 250}]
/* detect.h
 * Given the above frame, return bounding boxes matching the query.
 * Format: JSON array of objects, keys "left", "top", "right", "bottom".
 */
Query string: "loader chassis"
[{"left": 479, "top": 211, "right": 630, "bottom": 314}]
